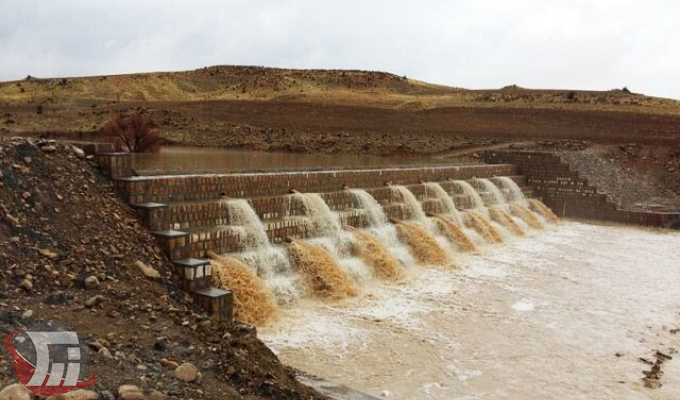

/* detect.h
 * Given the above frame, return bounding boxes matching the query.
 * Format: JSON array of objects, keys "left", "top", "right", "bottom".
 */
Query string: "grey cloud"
[{"left": 1, "top": 0, "right": 678, "bottom": 99}]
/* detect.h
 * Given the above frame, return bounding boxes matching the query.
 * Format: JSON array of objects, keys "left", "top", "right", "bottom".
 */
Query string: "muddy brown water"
[
  {"left": 260, "top": 222, "right": 680, "bottom": 400},
  {"left": 132, "top": 146, "right": 448, "bottom": 174}
]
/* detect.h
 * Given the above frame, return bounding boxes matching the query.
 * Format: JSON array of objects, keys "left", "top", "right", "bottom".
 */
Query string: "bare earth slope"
[{"left": 0, "top": 138, "right": 327, "bottom": 400}]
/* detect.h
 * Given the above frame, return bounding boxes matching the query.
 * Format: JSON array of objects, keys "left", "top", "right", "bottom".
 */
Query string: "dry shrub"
[{"left": 100, "top": 112, "right": 161, "bottom": 152}]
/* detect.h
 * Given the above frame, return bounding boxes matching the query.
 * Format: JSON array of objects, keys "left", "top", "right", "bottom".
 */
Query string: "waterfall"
[
  {"left": 395, "top": 222, "right": 454, "bottom": 267},
  {"left": 390, "top": 185, "right": 428, "bottom": 221},
  {"left": 452, "top": 180, "right": 486, "bottom": 209},
  {"left": 292, "top": 192, "right": 342, "bottom": 237},
  {"left": 349, "top": 227, "right": 405, "bottom": 281},
  {"left": 464, "top": 210, "right": 506, "bottom": 243},
  {"left": 350, "top": 189, "right": 388, "bottom": 227},
  {"left": 222, "top": 199, "right": 300, "bottom": 300},
  {"left": 475, "top": 178, "right": 506, "bottom": 207},
  {"left": 433, "top": 216, "right": 478, "bottom": 252},
  {"left": 509, "top": 203, "right": 545, "bottom": 229},
  {"left": 350, "top": 189, "right": 416, "bottom": 267},
  {"left": 494, "top": 177, "right": 528, "bottom": 205},
  {"left": 208, "top": 252, "right": 278, "bottom": 326},
  {"left": 287, "top": 240, "right": 358, "bottom": 299},
  {"left": 390, "top": 185, "right": 456, "bottom": 259},
  {"left": 489, "top": 206, "right": 526, "bottom": 236},
  {"left": 291, "top": 192, "right": 371, "bottom": 282},
  {"left": 529, "top": 199, "right": 561, "bottom": 223},
  {"left": 424, "top": 182, "right": 464, "bottom": 226}
]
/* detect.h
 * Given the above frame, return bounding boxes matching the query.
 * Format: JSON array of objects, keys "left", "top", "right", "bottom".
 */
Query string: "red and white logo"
[{"left": 4, "top": 320, "right": 96, "bottom": 396}]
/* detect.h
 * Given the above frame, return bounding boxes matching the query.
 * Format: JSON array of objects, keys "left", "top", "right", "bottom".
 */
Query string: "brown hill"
[{"left": 1, "top": 65, "right": 680, "bottom": 156}]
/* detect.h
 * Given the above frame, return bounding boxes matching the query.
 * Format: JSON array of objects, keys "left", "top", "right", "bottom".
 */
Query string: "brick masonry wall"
[
  {"left": 96, "top": 153, "right": 133, "bottom": 179},
  {"left": 484, "top": 151, "right": 680, "bottom": 229},
  {"left": 144, "top": 173, "right": 531, "bottom": 259},
  {"left": 116, "top": 164, "right": 517, "bottom": 204}
]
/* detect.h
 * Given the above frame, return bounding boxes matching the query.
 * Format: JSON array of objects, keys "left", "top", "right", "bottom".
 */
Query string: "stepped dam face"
[
  {"left": 114, "top": 162, "right": 555, "bottom": 319},
  {"left": 94, "top": 153, "right": 679, "bottom": 400}
]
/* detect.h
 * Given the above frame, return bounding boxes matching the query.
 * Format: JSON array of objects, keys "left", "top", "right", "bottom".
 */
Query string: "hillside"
[
  {"left": 0, "top": 137, "right": 327, "bottom": 400},
  {"left": 1, "top": 65, "right": 680, "bottom": 156}
]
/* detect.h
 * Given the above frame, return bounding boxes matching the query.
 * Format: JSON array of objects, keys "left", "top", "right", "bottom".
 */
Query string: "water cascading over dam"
[{"left": 117, "top": 163, "right": 559, "bottom": 323}]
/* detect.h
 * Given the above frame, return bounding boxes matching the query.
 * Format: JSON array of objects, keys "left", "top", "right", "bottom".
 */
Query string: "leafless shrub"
[{"left": 100, "top": 113, "right": 161, "bottom": 153}]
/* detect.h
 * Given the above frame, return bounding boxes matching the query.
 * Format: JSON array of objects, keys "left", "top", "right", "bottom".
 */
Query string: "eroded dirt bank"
[{"left": 0, "top": 138, "right": 327, "bottom": 400}]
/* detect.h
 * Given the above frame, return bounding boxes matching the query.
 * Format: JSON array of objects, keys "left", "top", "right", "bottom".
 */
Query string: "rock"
[
  {"left": 87, "top": 341, "right": 103, "bottom": 351},
  {"left": 19, "top": 278, "right": 33, "bottom": 291},
  {"left": 85, "top": 295, "right": 104, "bottom": 307},
  {"left": 39, "top": 248, "right": 58, "bottom": 259},
  {"left": 175, "top": 362, "right": 198, "bottom": 382},
  {"left": 136, "top": 364, "right": 148, "bottom": 371},
  {"left": 160, "top": 358, "right": 179, "bottom": 369},
  {"left": 98, "top": 346, "right": 113, "bottom": 359},
  {"left": 73, "top": 146, "right": 85, "bottom": 159},
  {"left": 118, "top": 385, "right": 140, "bottom": 396},
  {"left": 136, "top": 260, "right": 160, "bottom": 279},
  {"left": 153, "top": 340, "right": 168, "bottom": 351},
  {"left": 0, "top": 170, "right": 3, "bottom": 180},
  {"left": 45, "top": 291, "right": 69, "bottom": 305},
  {"left": 119, "top": 392, "right": 146, "bottom": 400},
  {"left": 118, "top": 385, "right": 147, "bottom": 400},
  {"left": 60, "top": 389, "right": 100, "bottom": 400},
  {"left": 21, "top": 309, "right": 33, "bottom": 319},
  {"left": 84, "top": 275, "right": 99, "bottom": 289},
  {"left": 148, "top": 390, "right": 167, "bottom": 400},
  {"left": 0, "top": 383, "right": 31, "bottom": 400},
  {"left": 100, "top": 391, "right": 115, "bottom": 400},
  {"left": 41, "top": 145, "right": 57, "bottom": 153},
  {"left": 21, "top": 191, "right": 31, "bottom": 200}
]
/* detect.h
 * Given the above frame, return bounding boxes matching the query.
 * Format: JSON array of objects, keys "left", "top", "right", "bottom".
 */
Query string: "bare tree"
[{"left": 100, "top": 112, "right": 161, "bottom": 153}]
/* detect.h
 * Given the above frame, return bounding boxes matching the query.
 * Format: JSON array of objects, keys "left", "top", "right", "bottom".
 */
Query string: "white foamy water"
[
  {"left": 293, "top": 192, "right": 373, "bottom": 282},
  {"left": 350, "top": 189, "right": 416, "bottom": 267},
  {"left": 223, "top": 199, "right": 301, "bottom": 299},
  {"left": 494, "top": 176, "right": 528, "bottom": 205},
  {"left": 260, "top": 222, "right": 680, "bottom": 400}
]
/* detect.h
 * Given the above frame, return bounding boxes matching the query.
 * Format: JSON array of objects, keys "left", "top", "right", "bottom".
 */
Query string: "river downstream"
[{"left": 260, "top": 222, "right": 680, "bottom": 400}]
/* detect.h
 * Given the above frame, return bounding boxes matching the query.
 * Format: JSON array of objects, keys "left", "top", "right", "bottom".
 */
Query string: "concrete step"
[
  {"left": 174, "top": 258, "right": 212, "bottom": 291},
  {"left": 192, "top": 287, "right": 233, "bottom": 322}
]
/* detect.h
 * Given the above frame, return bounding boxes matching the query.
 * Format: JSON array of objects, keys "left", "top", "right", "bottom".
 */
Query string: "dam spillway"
[
  {"left": 95, "top": 152, "right": 680, "bottom": 323},
  {"left": 110, "top": 162, "right": 559, "bottom": 322},
  {"left": 87, "top": 150, "right": 680, "bottom": 398}
]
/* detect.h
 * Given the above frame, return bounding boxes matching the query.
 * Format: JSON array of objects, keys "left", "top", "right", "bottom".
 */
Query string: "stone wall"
[
  {"left": 484, "top": 151, "right": 680, "bottom": 229},
  {"left": 140, "top": 174, "right": 529, "bottom": 260},
  {"left": 115, "top": 164, "right": 517, "bottom": 204}
]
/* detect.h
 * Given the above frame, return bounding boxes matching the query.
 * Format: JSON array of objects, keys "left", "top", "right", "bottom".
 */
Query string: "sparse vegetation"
[{"left": 100, "top": 112, "right": 161, "bottom": 152}]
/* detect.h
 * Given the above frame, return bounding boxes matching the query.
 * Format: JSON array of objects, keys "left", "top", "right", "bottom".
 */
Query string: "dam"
[{"left": 91, "top": 148, "right": 680, "bottom": 399}]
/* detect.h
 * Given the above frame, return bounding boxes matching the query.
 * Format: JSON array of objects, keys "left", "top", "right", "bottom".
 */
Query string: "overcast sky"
[{"left": 2, "top": 0, "right": 679, "bottom": 99}]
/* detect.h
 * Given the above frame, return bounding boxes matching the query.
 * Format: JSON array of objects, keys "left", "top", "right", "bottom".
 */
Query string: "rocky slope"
[{"left": 0, "top": 138, "right": 327, "bottom": 400}]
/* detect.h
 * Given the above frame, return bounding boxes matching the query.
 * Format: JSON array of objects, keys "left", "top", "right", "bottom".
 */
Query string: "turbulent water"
[
  {"left": 208, "top": 179, "right": 680, "bottom": 399},
  {"left": 221, "top": 199, "right": 300, "bottom": 300},
  {"left": 209, "top": 252, "right": 278, "bottom": 325},
  {"left": 261, "top": 223, "right": 680, "bottom": 400}
]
